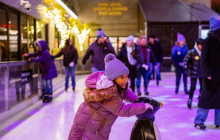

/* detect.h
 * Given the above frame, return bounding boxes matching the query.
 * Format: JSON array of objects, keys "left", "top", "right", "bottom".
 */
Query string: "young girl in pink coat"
[{"left": 68, "top": 53, "right": 153, "bottom": 140}]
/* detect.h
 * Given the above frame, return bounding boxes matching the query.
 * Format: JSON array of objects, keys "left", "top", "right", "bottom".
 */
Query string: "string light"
[{"left": 38, "top": 1, "right": 90, "bottom": 49}]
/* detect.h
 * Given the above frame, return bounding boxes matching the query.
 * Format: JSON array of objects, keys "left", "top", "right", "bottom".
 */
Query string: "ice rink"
[{"left": 0, "top": 73, "right": 219, "bottom": 140}]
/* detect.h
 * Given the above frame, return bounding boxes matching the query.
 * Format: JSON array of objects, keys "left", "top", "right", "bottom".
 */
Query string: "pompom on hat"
[
  {"left": 210, "top": 17, "right": 220, "bottom": 31},
  {"left": 104, "top": 53, "right": 129, "bottom": 81},
  {"left": 97, "top": 28, "right": 105, "bottom": 38},
  {"left": 177, "top": 32, "right": 186, "bottom": 42}
]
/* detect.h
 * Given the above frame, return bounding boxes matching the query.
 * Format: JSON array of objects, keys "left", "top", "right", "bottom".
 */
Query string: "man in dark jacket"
[
  {"left": 194, "top": 17, "right": 220, "bottom": 129},
  {"left": 148, "top": 35, "right": 163, "bottom": 85},
  {"left": 183, "top": 38, "right": 203, "bottom": 109},
  {"left": 53, "top": 39, "right": 78, "bottom": 92},
  {"left": 23, "top": 40, "right": 57, "bottom": 103},
  {"left": 136, "top": 36, "right": 156, "bottom": 96},
  {"left": 82, "top": 28, "right": 115, "bottom": 72}
]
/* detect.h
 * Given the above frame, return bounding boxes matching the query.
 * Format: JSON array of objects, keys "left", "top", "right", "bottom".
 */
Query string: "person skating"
[
  {"left": 117, "top": 35, "right": 142, "bottom": 92},
  {"left": 82, "top": 28, "right": 115, "bottom": 72},
  {"left": 52, "top": 39, "right": 78, "bottom": 92},
  {"left": 148, "top": 35, "right": 163, "bottom": 86},
  {"left": 68, "top": 53, "right": 153, "bottom": 140},
  {"left": 194, "top": 17, "right": 220, "bottom": 130},
  {"left": 171, "top": 33, "right": 189, "bottom": 94},
  {"left": 136, "top": 36, "right": 156, "bottom": 96},
  {"left": 23, "top": 40, "right": 57, "bottom": 103},
  {"left": 183, "top": 38, "right": 203, "bottom": 109}
]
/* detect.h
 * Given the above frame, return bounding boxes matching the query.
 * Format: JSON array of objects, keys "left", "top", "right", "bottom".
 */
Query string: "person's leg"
[
  {"left": 136, "top": 68, "right": 142, "bottom": 95},
  {"left": 175, "top": 66, "right": 181, "bottom": 94},
  {"left": 148, "top": 63, "right": 153, "bottom": 80},
  {"left": 188, "top": 77, "right": 197, "bottom": 109},
  {"left": 156, "top": 62, "right": 161, "bottom": 85},
  {"left": 214, "top": 109, "right": 220, "bottom": 127},
  {"left": 198, "top": 77, "right": 203, "bottom": 100},
  {"left": 189, "top": 77, "right": 197, "bottom": 99},
  {"left": 47, "top": 79, "right": 53, "bottom": 102},
  {"left": 71, "top": 65, "right": 77, "bottom": 91},
  {"left": 183, "top": 68, "right": 188, "bottom": 94},
  {"left": 143, "top": 70, "right": 149, "bottom": 95},
  {"left": 194, "top": 107, "right": 209, "bottom": 129},
  {"left": 42, "top": 79, "right": 49, "bottom": 102},
  {"left": 65, "top": 67, "right": 70, "bottom": 91}
]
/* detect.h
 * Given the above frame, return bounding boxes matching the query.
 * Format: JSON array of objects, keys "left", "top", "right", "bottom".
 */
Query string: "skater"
[
  {"left": 23, "top": 40, "right": 57, "bottom": 103},
  {"left": 52, "top": 39, "right": 78, "bottom": 92},
  {"left": 183, "top": 38, "right": 203, "bottom": 109},
  {"left": 117, "top": 35, "right": 141, "bottom": 92},
  {"left": 82, "top": 28, "right": 115, "bottom": 72},
  {"left": 194, "top": 17, "right": 220, "bottom": 130},
  {"left": 68, "top": 53, "right": 153, "bottom": 140},
  {"left": 136, "top": 36, "right": 156, "bottom": 96},
  {"left": 171, "top": 32, "right": 189, "bottom": 94},
  {"left": 148, "top": 35, "right": 163, "bottom": 86}
]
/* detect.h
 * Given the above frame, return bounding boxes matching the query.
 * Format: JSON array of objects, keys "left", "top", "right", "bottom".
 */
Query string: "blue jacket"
[{"left": 171, "top": 45, "right": 188, "bottom": 65}]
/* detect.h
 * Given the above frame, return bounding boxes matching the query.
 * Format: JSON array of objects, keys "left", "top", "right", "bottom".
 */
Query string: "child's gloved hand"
[
  {"left": 69, "top": 62, "right": 74, "bottom": 67},
  {"left": 145, "top": 103, "right": 153, "bottom": 110}
]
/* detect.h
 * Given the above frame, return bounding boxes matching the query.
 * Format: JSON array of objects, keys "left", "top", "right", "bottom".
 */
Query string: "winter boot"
[
  {"left": 216, "top": 125, "right": 219, "bottom": 128},
  {"left": 175, "top": 87, "right": 179, "bottom": 94},
  {"left": 184, "top": 87, "right": 189, "bottom": 94},
  {"left": 144, "top": 88, "right": 149, "bottom": 96},
  {"left": 194, "top": 123, "right": 206, "bottom": 130},
  {"left": 72, "top": 87, "right": 75, "bottom": 92},
  {"left": 65, "top": 87, "right": 68, "bottom": 92},
  {"left": 43, "top": 94, "right": 49, "bottom": 103},
  {"left": 46, "top": 95, "right": 53, "bottom": 103},
  {"left": 137, "top": 88, "right": 141, "bottom": 96},
  {"left": 156, "top": 80, "right": 159, "bottom": 86},
  {"left": 187, "top": 99, "right": 192, "bottom": 109}
]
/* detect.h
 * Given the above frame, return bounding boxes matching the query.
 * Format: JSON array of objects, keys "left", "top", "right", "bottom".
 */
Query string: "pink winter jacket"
[{"left": 68, "top": 72, "right": 146, "bottom": 140}]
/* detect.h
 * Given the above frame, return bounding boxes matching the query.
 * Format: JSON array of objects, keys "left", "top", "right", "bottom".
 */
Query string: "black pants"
[
  {"left": 175, "top": 66, "right": 187, "bottom": 90},
  {"left": 128, "top": 64, "right": 137, "bottom": 92},
  {"left": 189, "top": 77, "right": 202, "bottom": 99}
]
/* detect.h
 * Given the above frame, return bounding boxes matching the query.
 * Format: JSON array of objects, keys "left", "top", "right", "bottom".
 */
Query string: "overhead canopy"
[{"left": 138, "top": 0, "right": 220, "bottom": 23}]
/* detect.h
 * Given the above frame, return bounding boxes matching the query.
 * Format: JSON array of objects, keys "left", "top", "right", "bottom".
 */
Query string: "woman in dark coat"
[
  {"left": 53, "top": 39, "right": 78, "bottom": 92},
  {"left": 117, "top": 35, "right": 141, "bottom": 92},
  {"left": 194, "top": 17, "right": 220, "bottom": 129}
]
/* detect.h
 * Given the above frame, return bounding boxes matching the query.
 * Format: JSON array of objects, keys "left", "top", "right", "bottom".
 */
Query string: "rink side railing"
[{"left": 0, "top": 58, "right": 92, "bottom": 121}]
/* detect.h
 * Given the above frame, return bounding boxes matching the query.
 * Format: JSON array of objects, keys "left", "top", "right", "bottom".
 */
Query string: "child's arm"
[
  {"left": 101, "top": 96, "right": 146, "bottom": 117},
  {"left": 125, "top": 89, "right": 138, "bottom": 103}
]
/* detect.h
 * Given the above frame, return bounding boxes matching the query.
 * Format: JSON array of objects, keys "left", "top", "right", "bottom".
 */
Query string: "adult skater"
[
  {"left": 82, "top": 28, "right": 115, "bottom": 72},
  {"left": 68, "top": 54, "right": 153, "bottom": 140},
  {"left": 194, "top": 17, "right": 220, "bottom": 129},
  {"left": 171, "top": 33, "right": 189, "bottom": 94},
  {"left": 52, "top": 39, "right": 78, "bottom": 92}
]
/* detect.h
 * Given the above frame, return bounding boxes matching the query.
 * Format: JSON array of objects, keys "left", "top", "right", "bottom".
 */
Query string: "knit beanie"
[
  {"left": 97, "top": 28, "right": 105, "bottom": 38},
  {"left": 177, "top": 32, "right": 186, "bottom": 42},
  {"left": 104, "top": 53, "right": 129, "bottom": 81},
  {"left": 127, "top": 35, "right": 134, "bottom": 42},
  {"left": 210, "top": 17, "right": 220, "bottom": 31}
]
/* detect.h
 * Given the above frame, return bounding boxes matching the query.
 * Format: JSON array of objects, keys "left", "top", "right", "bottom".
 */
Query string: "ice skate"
[{"left": 194, "top": 123, "right": 206, "bottom": 130}]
